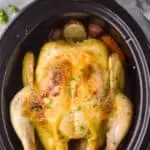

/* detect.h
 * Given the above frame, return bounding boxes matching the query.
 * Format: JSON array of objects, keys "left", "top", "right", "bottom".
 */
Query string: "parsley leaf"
[
  {"left": 80, "top": 125, "right": 85, "bottom": 132},
  {"left": 70, "top": 76, "right": 76, "bottom": 81}
]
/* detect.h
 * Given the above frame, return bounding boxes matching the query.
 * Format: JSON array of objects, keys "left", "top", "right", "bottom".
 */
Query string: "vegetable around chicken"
[
  {"left": 88, "top": 24, "right": 103, "bottom": 37},
  {"left": 64, "top": 20, "right": 87, "bottom": 41},
  {"left": 101, "top": 35, "right": 125, "bottom": 61},
  {"left": 10, "top": 19, "right": 132, "bottom": 150}
]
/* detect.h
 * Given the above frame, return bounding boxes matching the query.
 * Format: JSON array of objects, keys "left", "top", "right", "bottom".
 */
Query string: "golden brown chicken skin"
[{"left": 10, "top": 39, "right": 132, "bottom": 150}]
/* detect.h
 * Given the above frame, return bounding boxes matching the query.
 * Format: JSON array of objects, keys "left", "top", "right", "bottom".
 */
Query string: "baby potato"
[
  {"left": 64, "top": 20, "right": 87, "bottom": 41},
  {"left": 101, "top": 35, "right": 125, "bottom": 61}
]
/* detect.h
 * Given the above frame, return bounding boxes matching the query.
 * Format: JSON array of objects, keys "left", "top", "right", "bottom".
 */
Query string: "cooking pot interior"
[{"left": 2, "top": 13, "right": 140, "bottom": 150}]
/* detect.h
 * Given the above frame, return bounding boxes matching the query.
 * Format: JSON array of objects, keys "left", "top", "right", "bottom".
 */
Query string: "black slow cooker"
[{"left": 0, "top": 0, "right": 150, "bottom": 150}]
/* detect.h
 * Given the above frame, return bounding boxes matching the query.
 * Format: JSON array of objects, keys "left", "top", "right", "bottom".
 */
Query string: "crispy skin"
[{"left": 11, "top": 39, "right": 132, "bottom": 150}]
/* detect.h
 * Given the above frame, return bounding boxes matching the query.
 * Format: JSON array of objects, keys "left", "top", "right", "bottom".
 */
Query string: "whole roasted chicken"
[{"left": 10, "top": 34, "right": 132, "bottom": 149}]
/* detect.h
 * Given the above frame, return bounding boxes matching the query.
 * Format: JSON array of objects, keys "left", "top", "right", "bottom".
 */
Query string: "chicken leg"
[
  {"left": 105, "top": 93, "right": 132, "bottom": 150},
  {"left": 10, "top": 86, "right": 36, "bottom": 150}
]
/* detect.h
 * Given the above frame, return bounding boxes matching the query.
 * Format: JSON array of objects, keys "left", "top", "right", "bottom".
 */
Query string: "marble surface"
[
  {"left": 116, "top": 0, "right": 150, "bottom": 42},
  {"left": 0, "top": 0, "right": 34, "bottom": 36},
  {"left": 0, "top": 0, "right": 150, "bottom": 41}
]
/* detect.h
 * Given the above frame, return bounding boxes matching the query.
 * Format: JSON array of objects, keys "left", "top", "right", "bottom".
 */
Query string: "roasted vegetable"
[
  {"left": 22, "top": 52, "right": 35, "bottom": 86},
  {"left": 64, "top": 20, "right": 87, "bottom": 41},
  {"left": 89, "top": 18, "right": 106, "bottom": 28},
  {"left": 10, "top": 86, "right": 36, "bottom": 150},
  {"left": 105, "top": 93, "right": 132, "bottom": 150},
  {"left": 88, "top": 24, "right": 103, "bottom": 37},
  {"left": 51, "top": 28, "right": 64, "bottom": 41},
  {"left": 101, "top": 35, "right": 125, "bottom": 61}
]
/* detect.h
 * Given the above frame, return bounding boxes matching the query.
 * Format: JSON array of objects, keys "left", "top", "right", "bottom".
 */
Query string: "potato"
[
  {"left": 64, "top": 20, "right": 87, "bottom": 41},
  {"left": 101, "top": 35, "right": 125, "bottom": 61},
  {"left": 51, "top": 28, "right": 64, "bottom": 41},
  {"left": 88, "top": 24, "right": 103, "bottom": 37}
]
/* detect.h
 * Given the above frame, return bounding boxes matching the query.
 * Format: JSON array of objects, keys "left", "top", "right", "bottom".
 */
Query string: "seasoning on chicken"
[{"left": 10, "top": 20, "right": 132, "bottom": 150}]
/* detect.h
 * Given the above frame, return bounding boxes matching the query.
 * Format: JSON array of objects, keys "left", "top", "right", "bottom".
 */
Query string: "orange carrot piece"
[{"left": 101, "top": 35, "right": 125, "bottom": 61}]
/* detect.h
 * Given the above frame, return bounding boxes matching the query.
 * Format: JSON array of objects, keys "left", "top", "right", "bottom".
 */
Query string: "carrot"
[{"left": 101, "top": 35, "right": 125, "bottom": 61}]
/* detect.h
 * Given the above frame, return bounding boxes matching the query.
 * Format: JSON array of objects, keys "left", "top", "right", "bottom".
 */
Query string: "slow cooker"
[{"left": 0, "top": 0, "right": 150, "bottom": 150}]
